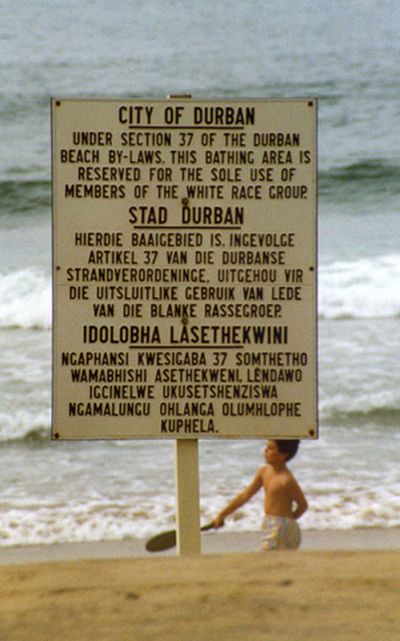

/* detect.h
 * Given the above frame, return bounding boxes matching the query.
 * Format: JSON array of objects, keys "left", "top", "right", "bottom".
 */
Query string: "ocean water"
[{"left": 0, "top": 0, "right": 399, "bottom": 546}]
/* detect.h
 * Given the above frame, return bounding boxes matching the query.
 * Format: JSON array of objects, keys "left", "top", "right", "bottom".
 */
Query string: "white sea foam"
[
  {"left": 0, "top": 268, "right": 51, "bottom": 329},
  {"left": 0, "top": 482, "right": 399, "bottom": 547},
  {"left": 318, "top": 388, "right": 400, "bottom": 424},
  {"left": 318, "top": 254, "right": 400, "bottom": 319},
  {"left": 1, "top": 255, "right": 399, "bottom": 331},
  {"left": 0, "top": 497, "right": 177, "bottom": 547},
  {"left": 0, "top": 409, "right": 50, "bottom": 442}
]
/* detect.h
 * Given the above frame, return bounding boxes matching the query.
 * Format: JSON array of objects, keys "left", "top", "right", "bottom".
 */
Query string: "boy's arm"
[
  {"left": 213, "top": 468, "right": 264, "bottom": 528},
  {"left": 289, "top": 477, "right": 308, "bottom": 519}
]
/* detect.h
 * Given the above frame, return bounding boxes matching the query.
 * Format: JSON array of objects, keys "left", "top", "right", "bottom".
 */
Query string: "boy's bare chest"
[{"left": 262, "top": 469, "right": 290, "bottom": 495}]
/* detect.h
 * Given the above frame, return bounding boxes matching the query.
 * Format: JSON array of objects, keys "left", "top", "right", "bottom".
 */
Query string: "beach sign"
[{"left": 52, "top": 98, "right": 318, "bottom": 441}]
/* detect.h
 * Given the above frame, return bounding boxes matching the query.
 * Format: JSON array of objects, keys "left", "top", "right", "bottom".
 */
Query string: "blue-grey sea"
[{"left": 0, "top": 0, "right": 399, "bottom": 546}]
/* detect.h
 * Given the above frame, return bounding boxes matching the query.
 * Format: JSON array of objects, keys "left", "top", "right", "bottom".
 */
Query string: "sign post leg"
[{"left": 174, "top": 439, "right": 201, "bottom": 555}]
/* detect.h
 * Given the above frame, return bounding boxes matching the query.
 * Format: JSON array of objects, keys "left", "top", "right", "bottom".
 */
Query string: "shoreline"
[{"left": 0, "top": 527, "right": 398, "bottom": 565}]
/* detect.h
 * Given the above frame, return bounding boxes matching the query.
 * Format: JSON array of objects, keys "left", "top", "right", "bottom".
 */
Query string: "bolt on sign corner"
[{"left": 51, "top": 97, "right": 318, "bottom": 440}]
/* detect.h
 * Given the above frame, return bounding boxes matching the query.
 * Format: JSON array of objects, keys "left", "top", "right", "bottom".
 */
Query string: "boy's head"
[{"left": 274, "top": 439, "right": 300, "bottom": 462}]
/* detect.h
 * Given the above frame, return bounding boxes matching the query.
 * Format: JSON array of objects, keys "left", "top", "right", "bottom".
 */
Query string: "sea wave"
[
  {"left": 0, "top": 497, "right": 174, "bottom": 547},
  {"left": 0, "top": 254, "right": 399, "bottom": 331},
  {"left": 319, "top": 403, "right": 400, "bottom": 429},
  {"left": 0, "top": 268, "right": 51, "bottom": 329},
  {"left": 0, "top": 414, "right": 50, "bottom": 444},
  {"left": 319, "top": 159, "right": 400, "bottom": 201},
  {"left": 1, "top": 401, "right": 399, "bottom": 445},
  {"left": 0, "top": 477, "right": 398, "bottom": 547},
  {"left": 318, "top": 254, "right": 400, "bottom": 319},
  {"left": 1, "top": 157, "right": 399, "bottom": 218},
  {"left": 0, "top": 180, "right": 50, "bottom": 216}
]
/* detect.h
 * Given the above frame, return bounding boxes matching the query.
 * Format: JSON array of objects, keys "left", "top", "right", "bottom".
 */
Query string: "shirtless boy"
[{"left": 213, "top": 440, "right": 308, "bottom": 550}]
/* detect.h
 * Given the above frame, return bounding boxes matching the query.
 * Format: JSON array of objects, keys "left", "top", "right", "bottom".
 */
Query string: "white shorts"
[{"left": 261, "top": 515, "right": 301, "bottom": 551}]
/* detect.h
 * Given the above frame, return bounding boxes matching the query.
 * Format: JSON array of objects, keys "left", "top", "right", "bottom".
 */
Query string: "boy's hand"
[{"left": 213, "top": 514, "right": 225, "bottom": 529}]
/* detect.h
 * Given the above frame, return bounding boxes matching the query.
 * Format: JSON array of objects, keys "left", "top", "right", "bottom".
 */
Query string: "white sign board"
[{"left": 52, "top": 98, "right": 317, "bottom": 440}]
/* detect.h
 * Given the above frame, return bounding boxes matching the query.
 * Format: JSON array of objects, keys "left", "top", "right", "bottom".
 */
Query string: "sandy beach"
[{"left": 1, "top": 529, "right": 399, "bottom": 641}]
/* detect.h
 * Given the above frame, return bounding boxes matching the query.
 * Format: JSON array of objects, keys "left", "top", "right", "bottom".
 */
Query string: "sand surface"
[{"left": 1, "top": 544, "right": 399, "bottom": 641}]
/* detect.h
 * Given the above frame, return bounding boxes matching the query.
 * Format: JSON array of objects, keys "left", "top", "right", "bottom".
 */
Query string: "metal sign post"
[{"left": 175, "top": 439, "right": 201, "bottom": 555}]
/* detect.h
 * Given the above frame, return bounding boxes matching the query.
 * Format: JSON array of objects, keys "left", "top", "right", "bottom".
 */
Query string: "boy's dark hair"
[{"left": 275, "top": 439, "right": 300, "bottom": 462}]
